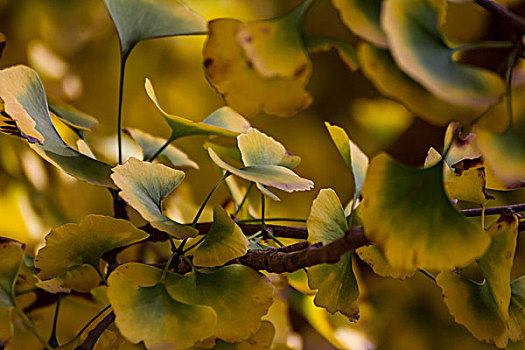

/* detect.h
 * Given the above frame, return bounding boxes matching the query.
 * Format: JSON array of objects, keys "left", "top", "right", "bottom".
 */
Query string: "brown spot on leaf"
[
  {"left": 261, "top": 25, "right": 270, "bottom": 34},
  {"left": 294, "top": 64, "right": 307, "bottom": 78},
  {"left": 203, "top": 58, "right": 213, "bottom": 68},
  {"left": 497, "top": 211, "right": 516, "bottom": 224}
]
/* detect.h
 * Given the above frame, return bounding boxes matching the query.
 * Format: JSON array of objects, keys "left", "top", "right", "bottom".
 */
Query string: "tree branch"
[
  {"left": 474, "top": 0, "right": 525, "bottom": 33},
  {"left": 75, "top": 311, "right": 115, "bottom": 350}
]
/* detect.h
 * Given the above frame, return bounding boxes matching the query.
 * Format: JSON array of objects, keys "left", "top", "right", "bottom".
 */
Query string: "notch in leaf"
[{"left": 111, "top": 157, "right": 198, "bottom": 238}]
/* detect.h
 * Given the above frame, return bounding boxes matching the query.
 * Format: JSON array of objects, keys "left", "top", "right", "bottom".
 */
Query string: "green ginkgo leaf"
[
  {"left": 236, "top": 1, "right": 311, "bottom": 79},
  {"left": 203, "top": 18, "right": 312, "bottom": 117},
  {"left": 166, "top": 265, "right": 274, "bottom": 343},
  {"left": 381, "top": 0, "right": 505, "bottom": 109},
  {"left": 36, "top": 265, "right": 102, "bottom": 294},
  {"left": 192, "top": 205, "right": 249, "bottom": 267},
  {"left": 475, "top": 126, "right": 525, "bottom": 190},
  {"left": 361, "top": 153, "right": 490, "bottom": 270},
  {"left": 208, "top": 148, "right": 314, "bottom": 201},
  {"left": 304, "top": 35, "right": 360, "bottom": 71},
  {"left": 306, "top": 189, "right": 360, "bottom": 320},
  {"left": 34, "top": 215, "right": 148, "bottom": 292},
  {"left": 358, "top": 43, "right": 481, "bottom": 126},
  {"left": 0, "top": 65, "right": 114, "bottom": 187},
  {"left": 103, "top": 0, "right": 206, "bottom": 58},
  {"left": 145, "top": 79, "right": 242, "bottom": 140},
  {"left": 356, "top": 245, "right": 416, "bottom": 279},
  {"left": 48, "top": 99, "right": 98, "bottom": 135},
  {"left": 238, "top": 128, "right": 301, "bottom": 169},
  {"left": 331, "top": 0, "right": 387, "bottom": 47},
  {"left": 107, "top": 263, "right": 217, "bottom": 350},
  {"left": 124, "top": 128, "right": 198, "bottom": 168},
  {"left": 436, "top": 213, "right": 519, "bottom": 348},
  {"left": 425, "top": 147, "right": 493, "bottom": 205},
  {"left": 325, "top": 122, "right": 369, "bottom": 195},
  {"left": 509, "top": 276, "right": 525, "bottom": 343},
  {"left": 111, "top": 157, "right": 198, "bottom": 238},
  {"left": 0, "top": 238, "right": 24, "bottom": 345}
]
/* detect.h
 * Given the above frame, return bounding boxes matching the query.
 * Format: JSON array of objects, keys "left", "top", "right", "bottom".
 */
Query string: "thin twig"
[
  {"left": 75, "top": 312, "right": 115, "bottom": 350},
  {"left": 474, "top": 0, "right": 525, "bottom": 33}
]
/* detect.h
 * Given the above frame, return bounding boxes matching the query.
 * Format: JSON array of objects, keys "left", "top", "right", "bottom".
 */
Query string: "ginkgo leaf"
[
  {"left": 331, "top": 0, "right": 388, "bottom": 48},
  {"left": 203, "top": 18, "right": 312, "bottom": 117},
  {"left": 166, "top": 265, "right": 274, "bottom": 343},
  {"left": 111, "top": 157, "right": 198, "bottom": 238},
  {"left": 356, "top": 245, "right": 416, "bottom": 279},
  {"left": 145, "top": 79, "right": 241, "bottom": 140},
  {"left": 192, "top": 321, "right": 275, "bottom": 350},
  {"left": 236, "top": 1, "right": 311, "bottom": 79},
  {"left": 202, "top": 106, "right": 251, "bottom": 134},
  {"left": 306, "top": 189, "right": 360, "bottom": 320},
  {"left": 358, "top": 43, "right": 481, "bottom": 126},
  {"left": 361, "top": 153, "right": 490, "bottom": 270},
  {"left": 304, "top": 35, "right": 360, "bottom": 71},
  {"left": 208, "top": 148, "right": 314, "bottom": 201},
  {"left": 48, "top": 99, "right": 98, "bottom": 133},
  {"left": 124, "top": 128, "right": 198, "bottom": 168},
  {"left": 425, "top": 147, "right": 493, "bottom": 205},
  {"left": 0, "top": 238, "right": 24, "bottom": 345},
  {"left": 474, "top": 126, "right": 525, "bottom": 190},
  {"left": 325, "top": 122, "right": 369, "bottom": 195},
  {"left": 36, "top": 265, "right": 101, "bottom": 294},
  {"left": 238, "top": 128, "right": 301, "bottom": 169},
  {"left": 192, "top": 205, "right": 249, "bottom": 267},
  {"left": 204, "top": 141, "right": 243, "bottom": 164},
  {"left": 103, "top": 0, "right": 206, "bottom": 58},
  {"left": 381, "top": 0, "right": 505, "bottom": 109},
  {"left": 0, "top": 65, "right": 114, "bottom": 187},
  {"left": 34, "top": 215, "right": 148, "bottom": 292},
  {"left": 107, "top": 263, "right": 217, "bottom": 350},
  {"left": 436, "top": 213, "right": 518, "bottom": 348},
  {"left": 509, "top": 276, "right": 525, "bottom": 343}
]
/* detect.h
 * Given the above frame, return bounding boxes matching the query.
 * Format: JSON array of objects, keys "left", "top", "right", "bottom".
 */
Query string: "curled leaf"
[
  {"left": 111, "top": 157, "right": 198, "bottom": 238},
  {"left": 382, "top": 0, "right": 505, "bottom": 108}
]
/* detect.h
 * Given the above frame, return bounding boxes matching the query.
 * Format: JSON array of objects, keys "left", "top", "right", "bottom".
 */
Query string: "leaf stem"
[
  {"left": 236, "top": 218, "right": 306, "bottom": 224},
  {"left": 191, "top": 172, "right": 230, "bottom": 227},
  {"left": 147, "top": 137, "right": 172, "bottom": 162},
  {"left": 452, "top": 40, "right": 513, "bottom": 52},
  {"left": 418, "top": 269, "right": 436, "bottom": 281},
  {"left": 234, "top": 182, "right": 254, "bottom": 217},
  {"left": 13, "top": 303, "right": 52, "bottom": 350},
  {"left": 48, "top": 293, "right": 61, "bottom": 348},
  {"left": 183, "top": 235, "right": 206, "bottom": 254},
  {"left": 117, "top": 55, "right": 128, "bottom": 165},
  {"left": 161, "top": 252, "right": 177, "bottom": 281}
]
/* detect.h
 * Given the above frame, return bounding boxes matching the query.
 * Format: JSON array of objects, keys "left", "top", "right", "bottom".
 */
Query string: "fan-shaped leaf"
[
  {"left": 382, "top": 0, "right": 505, "bottom": 108},
  {"left": 325, "top": 122, "right": 369, "bottom": 195},
  {"left": 203, "top": 18, "right": 312, "bottom": 117},
  {"left": 192, "top": 205, "right": 249, "bottom": 267},
  {"left": 361, "top": 153, "right": 490, "bottom": 270},
  {"left": 192, "top": 321, "right": 275, "bottom": 350},
  {"left": 48, "top": 99, "right": 98, "bottom": 133},
  {"left": 358, "top": 43, "right": 481, "bottom": 126},
  {"left": 0, "top": 238, "right": 24, "bottom": 345},
  {"left": 34, "top": 215, "right": 148, "bottom": 292},
  {"left": 111, "top": 157, "right": 198, "bottom": 238},
  {"left": 475, "top": 126, "right": 525, "bottom": 190},
  {"left": 166, "top": 265, "right": 274, "bottom": 343},
  {"left": 306, "top": 189, "right": 359, "bottom": 320},
  {"left": 124, "top": 128, "right": 198, "bottom": 168},
  {"left": 0, "top": 65, "right": 114, "bottom": 187},
  {"left": 208, "top": 148, "right": 314, "bottom": 201},
  {"left": 238, "top": 128, "right": 300, "bottom": 169},
  {"left": 145, "top": 79, "right": 241, "bottom": 140},
  {"left": 202, "top": 106, "right": 251, "bottom": 134},
  {"left": 236, "top": 1, "right": 311, "bottom": 79},
  {"left": 331, "top": 0, "right": 387, "bottom": 47},
  {"left": 107, "top": 263, "right": 217, "bottom": 350},
  {"left": 305, "top": 35, "right": 360, "bottom": 71},
  {"left": 436, "top": 213, "right": 519, "bottom": 348},
  {"left": 103, "top": 0, "right": 206, "bottom": 58}
]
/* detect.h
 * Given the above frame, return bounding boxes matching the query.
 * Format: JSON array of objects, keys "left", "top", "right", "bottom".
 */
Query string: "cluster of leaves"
[{"left": 0, "top": 0, "right": 525, "bottom": 348}]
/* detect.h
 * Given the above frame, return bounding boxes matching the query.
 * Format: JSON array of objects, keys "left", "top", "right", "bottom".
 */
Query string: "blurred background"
[{"left": 1, "top": 0, "right": 525, "bottom": 348}]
